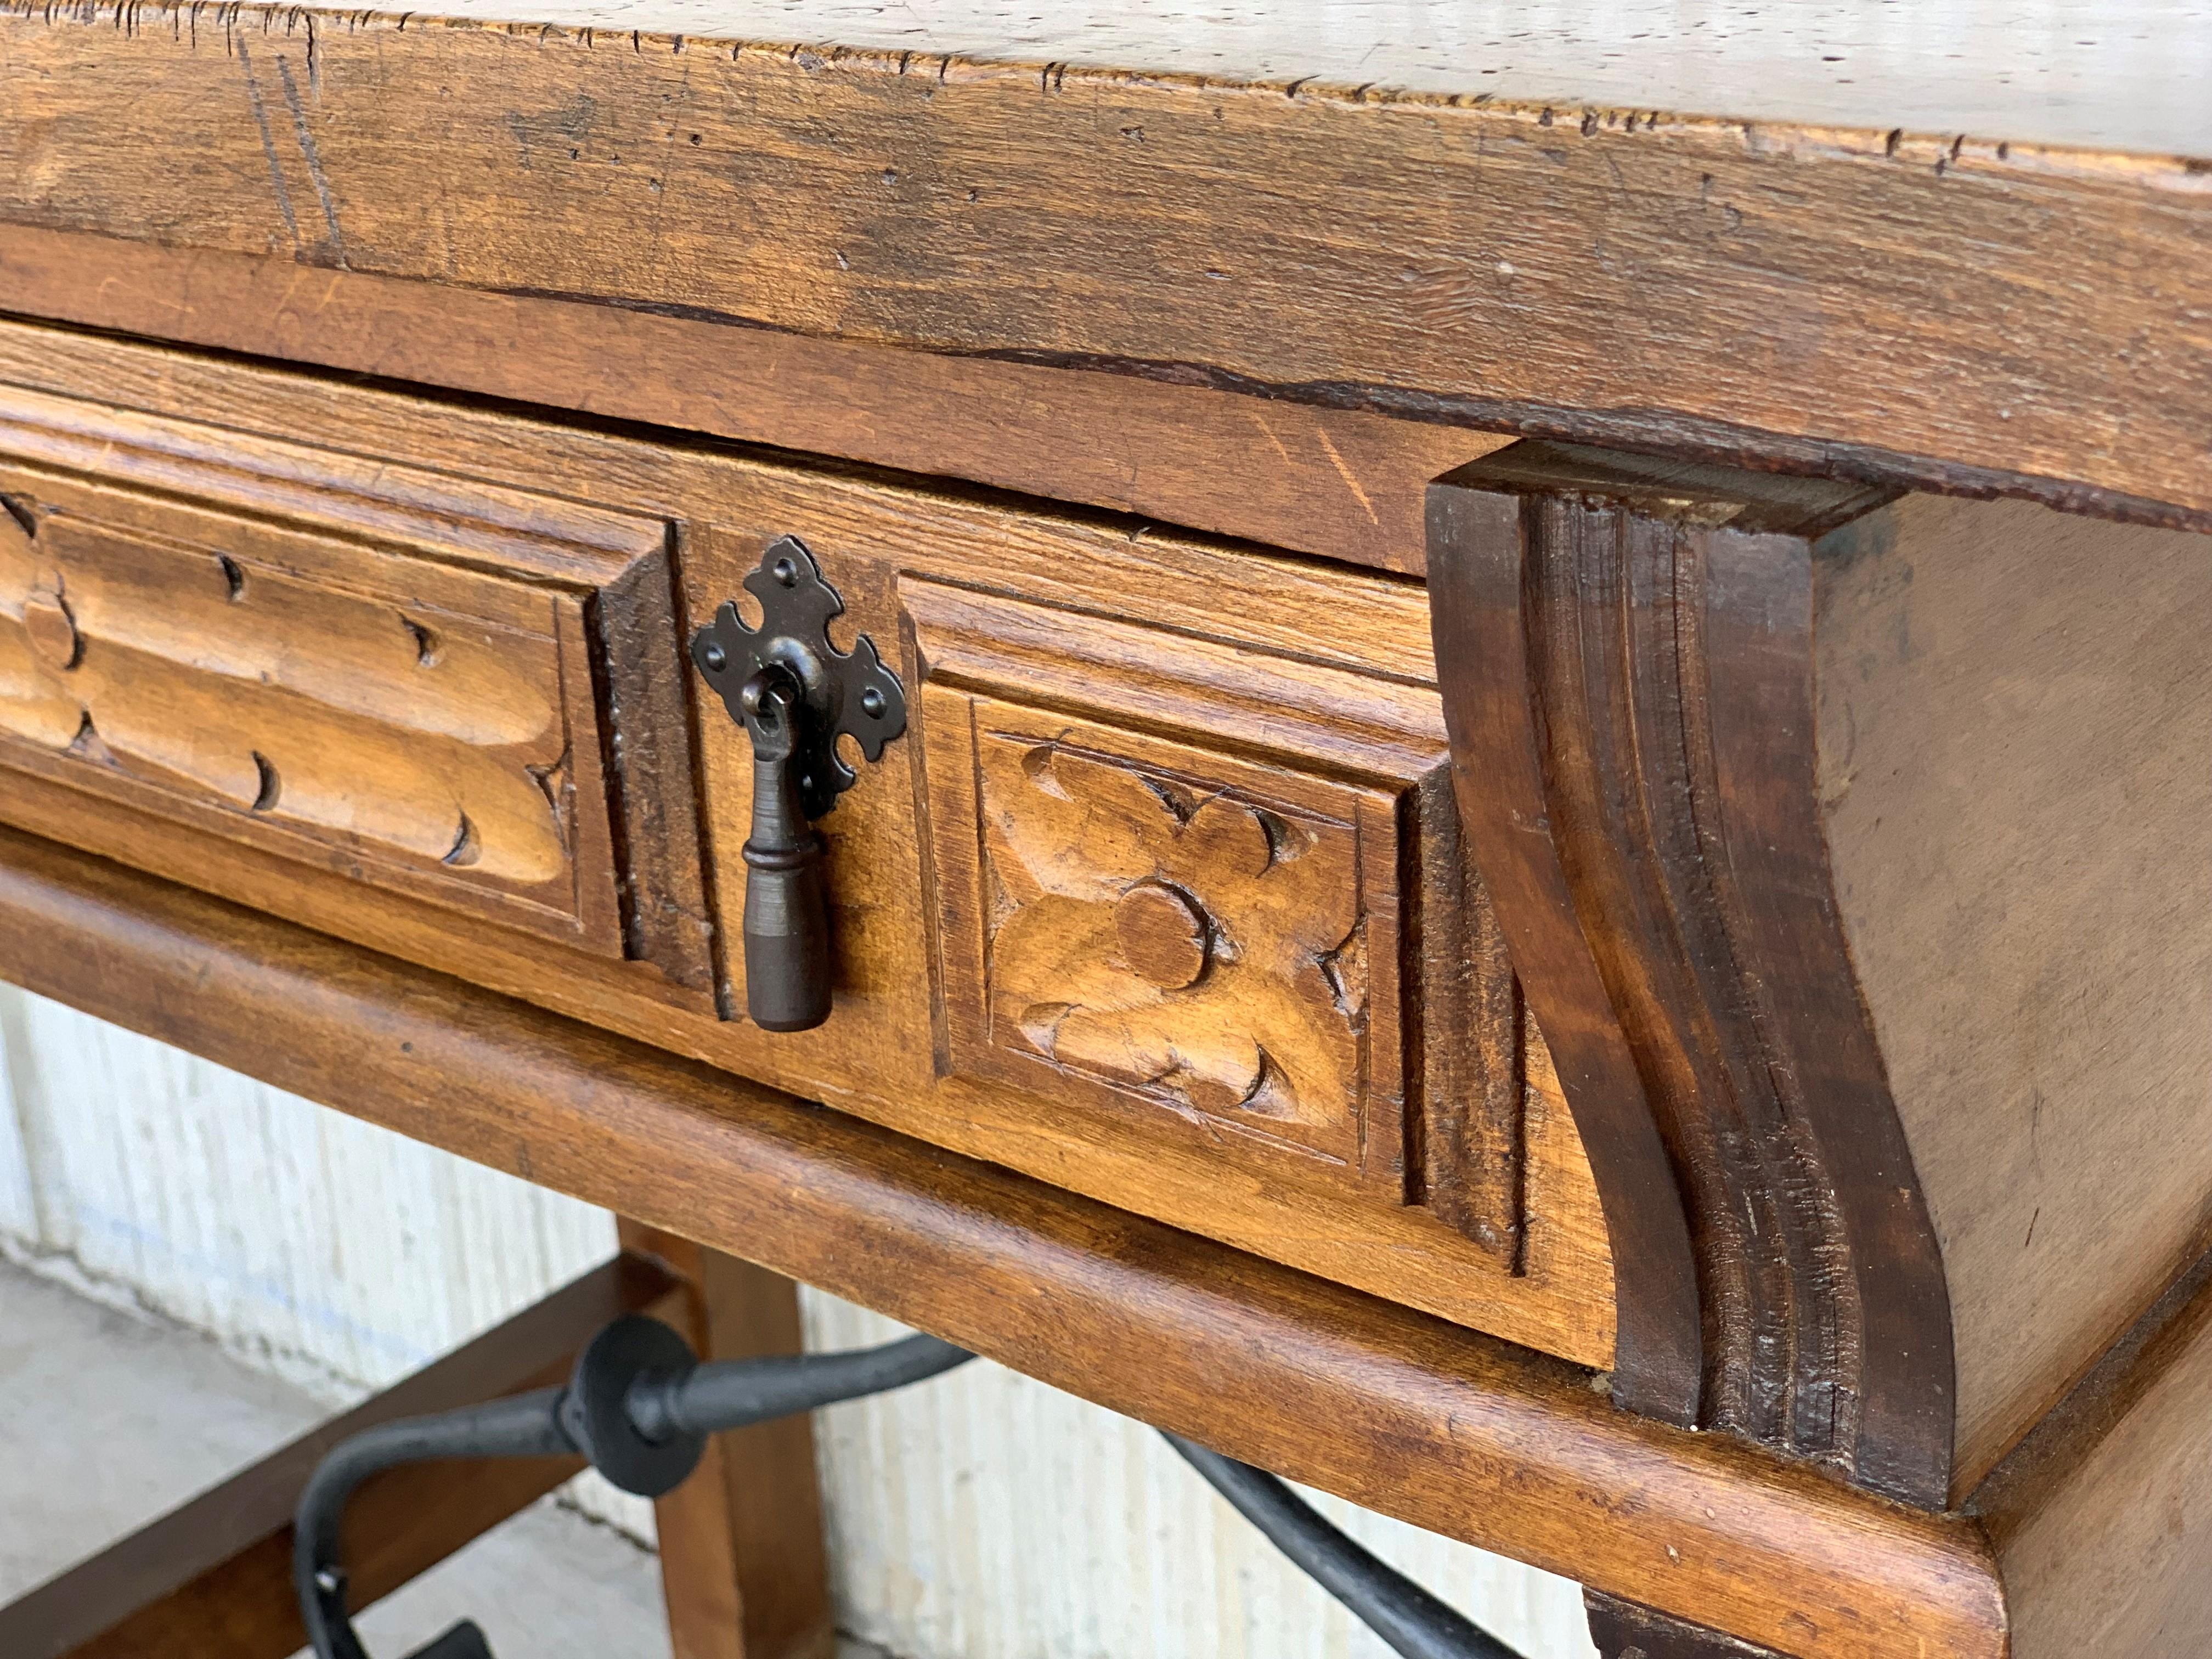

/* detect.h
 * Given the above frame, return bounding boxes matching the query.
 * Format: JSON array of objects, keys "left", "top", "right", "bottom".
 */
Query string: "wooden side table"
[{"left": 0, "top": 6, "right": 2208, "bottom": 1655}]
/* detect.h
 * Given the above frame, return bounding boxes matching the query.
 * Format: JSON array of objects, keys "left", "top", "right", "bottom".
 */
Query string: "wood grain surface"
[
  {"left": 301, "top": 0, "right": 2208, "bottom": 157},
  {"left": 0, "top": 444, "right": 611, "bottom": 938},
  {"left": 1814, "top": 492, "right": 2212, "bottom": 1496},
  {"left": 0, "top": 377, "right": 718, "bottom": 995},
  {"left": 1585, "top": 1593, "right": 1789, "bottom": 1659},
  {"left": 1970, "top": 1238, "right": 2212, "bottom": 1658},
  {"left": 0, "top": 240, "right": 1498, "bottom": 582},
  {"left": 1433, "top": 436, "right": 2212, "bottom": 1538},
  {"left": 13, "top": 318, "right": 2207, "bottom": 1539},
  {"left": 905, "top": 576, "right": 1520, "bottom": 1248},
  {"left": 0, "top": 821, "right": 2008, "bottom": 1659},
  {"left": 1427, "top": 446, "right": 1955, "bottom": 1508},
  {"left": 1, "top": 10, "right": 2208, "bottom": 528},
  {"left": 616, "top": 1222, "right": 837, "bottom": 1659},
  {"left": 668, "top": 459, "right": 1616, "bottom": 1347}
]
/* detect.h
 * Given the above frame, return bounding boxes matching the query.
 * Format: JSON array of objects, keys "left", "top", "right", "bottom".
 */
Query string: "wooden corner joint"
[
  {"left": 1432, "top": 447, "right": 2212, "bottom": 1655},
  {"left": 1425, "top": 441, "right": 1955, "bottom": 1509}
]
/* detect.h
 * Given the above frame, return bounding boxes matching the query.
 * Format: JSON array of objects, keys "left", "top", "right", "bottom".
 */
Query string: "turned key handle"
[
  {"left": 736, "top": 665, "right": 833, "bottom": 1031},
  {"left": 689, "top": 537, "right": 906, "bottom": 1032}
]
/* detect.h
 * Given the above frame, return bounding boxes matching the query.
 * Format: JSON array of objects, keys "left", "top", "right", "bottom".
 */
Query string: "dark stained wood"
[
  {"left": 1585, "top": 1593, "right": 1791, "bottom": 1659},
  {"left": 0, "top": 822, "right": 2006, "bottom": 1659},
  {"left": 1432, "top": 444, "right": 2212, "bottom": 1523},
  {"left": 1413, "top": 783, "right": 1528, "bottom": 1265},
  {"left": 0, "top": 14, "right": 2208, "bottom": 529},
  {"left": 617, "top": 1222, "right": 837, "bottom": 1659},
  {"left": 0, "top": 1252, "right": 681, "bottom": 1659},
  {"left": 1428, "top": 444, "right": 1955, "bottom": 1505},
  {"left": 0, "top": 234, "right": 1498, "bottom": 579},
  {"left": 1424, "top": 466, "right": 1700, "bottom": 1426}
]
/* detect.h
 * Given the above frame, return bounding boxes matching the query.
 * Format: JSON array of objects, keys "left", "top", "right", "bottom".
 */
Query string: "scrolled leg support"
[
  {"left": 297, "top": 1316, "right": 1537, "bottom": 1659},
  {"left": 295, "top": 1319, "right": 970, "bottom": 1659}
]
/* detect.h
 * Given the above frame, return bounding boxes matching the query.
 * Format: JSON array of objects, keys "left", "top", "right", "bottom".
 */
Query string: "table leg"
[
  {"left": 617, "top": 1219, "right": 837, "bottom": 1659},
  {"left": 1585, "top": 1592, "right": 1789, "bottom": 1659}
]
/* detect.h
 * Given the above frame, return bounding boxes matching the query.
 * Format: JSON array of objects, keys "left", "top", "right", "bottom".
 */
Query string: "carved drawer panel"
[
  {"left": 906, "top": 579, "right": 1519, "bottom": 1244},
  {"left": 668, "top": 471, "right": 1605, "bottom": 1348},
  {"left": 0, "top": 388, "right": 712, "bottom": 994},
  {"left": 0, "top": 329, "right": 1613, "bottom": 1373}
]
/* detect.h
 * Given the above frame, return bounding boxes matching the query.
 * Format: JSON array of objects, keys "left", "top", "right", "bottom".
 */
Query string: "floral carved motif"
[
  {"left": 987, "top": 735, "right": 1365, "bottom": 1135},
  {"left": 907, "top": 575, "right": 1521, "bottom": 1234},
  {"left": 958, "top": 714, "right": 1395, "bottom": 1172}
]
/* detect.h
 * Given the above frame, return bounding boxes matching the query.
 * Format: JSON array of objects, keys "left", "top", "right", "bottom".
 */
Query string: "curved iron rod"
[
  {"left": 295, "top": 1389, "right": 572, "bottom": 1659},
  {"left": 296, "top": 1331, "right": 973, "bottom": 1659},
  {"left": 629, "top": 1332, "right": 973, "bottom": 1440},
  {"left": 1164, "top": 1434, "right": 1528, "bottom": 1659},
  {"left": 295, "top": 1321, "right": 1534, "bottom": 1659}
]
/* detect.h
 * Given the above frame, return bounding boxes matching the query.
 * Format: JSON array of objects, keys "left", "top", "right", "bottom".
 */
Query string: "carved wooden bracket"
[{"left": 1427, "top": 443, "right": 1954, "bottom": 1505}]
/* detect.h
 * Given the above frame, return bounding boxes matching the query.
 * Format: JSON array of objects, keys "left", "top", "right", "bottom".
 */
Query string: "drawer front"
[
  {"left": 0, "top": 330, "right": 1613, "bottom": 1373},
  {"left": 0, "top": 387, "right": 712, "bottom": 996},
  {"left": 678, "top": 470, "right": 1612, "bottom": 1363},
  {"left": 906, "top": 580, "right": 1493, "bottom": 1225}
]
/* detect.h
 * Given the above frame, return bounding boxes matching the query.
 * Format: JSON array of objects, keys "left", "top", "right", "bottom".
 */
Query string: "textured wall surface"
[{"left": 0, "top": 984, "right": 1596, "bottom": 1659}]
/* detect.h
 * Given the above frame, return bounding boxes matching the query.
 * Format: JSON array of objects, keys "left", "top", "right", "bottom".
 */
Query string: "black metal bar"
[
  {"left": 294, "top": 1389, "right": 572, "bottom": 1659},
  {"left": 294, "top": 1316, "right": 1537, "bottom": 1659},
  {"left": 1165, "top": 1434, "right": 1528, "bottom": 1659},
  {"left": 294, "top": 1326, "right": 974, "bottom": 1659},
  {"left": 406, "top": 1621, "right": 495, "bottom": 1659},
  {"left": 629, "top": 1331, "right": 973, "bottom": 1440}
]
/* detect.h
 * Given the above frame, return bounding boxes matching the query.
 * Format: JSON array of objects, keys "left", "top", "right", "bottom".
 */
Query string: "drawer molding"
[
  {"left": 0, "top": 331, "right": 1618, "bottom": 1376},
  {"left": 0, "top": 385, "right": 714, "bottom": 995}
]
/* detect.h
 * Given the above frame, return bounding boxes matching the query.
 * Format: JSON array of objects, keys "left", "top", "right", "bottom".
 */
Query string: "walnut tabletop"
[
  {"left": 0, "top": 4, "right": 2209, "bottom": 1658},
  {"left": 5, "top": 0, "right": 2209, "bottom": 527},
  {"left": 389, "top": 0, "right": 2212, "bottom": 156}
]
